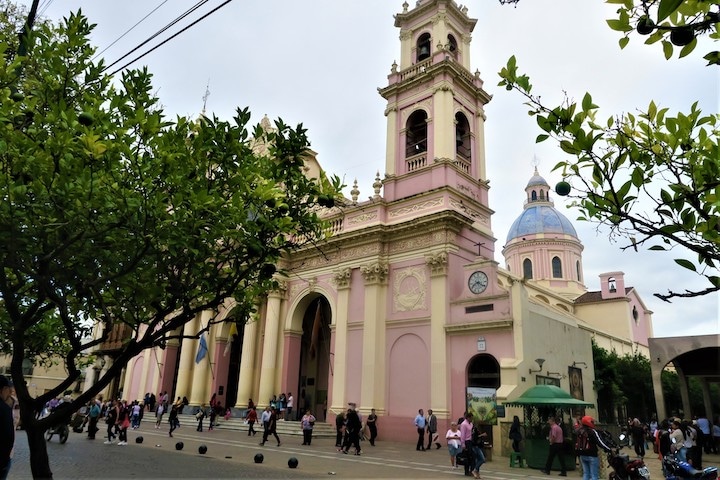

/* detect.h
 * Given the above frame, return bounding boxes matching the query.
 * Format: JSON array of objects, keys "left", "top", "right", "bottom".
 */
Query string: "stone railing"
[{"left": 406, "top": 152, "right": 428, "bottom": 172}]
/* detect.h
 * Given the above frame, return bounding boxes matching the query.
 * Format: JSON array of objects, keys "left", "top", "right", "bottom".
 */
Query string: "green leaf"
[
  {"left": 673, "top": 258, "right": 697, "bottom": 272},
  {"left": 536, "top": 134, "right": 549, "bottom": 143},
  {"left": 662, "top": 41, "right": 673, "bottom": 60},
  {"left": 703, "top": 51, "right": 720, "bottom": 66},
  {"left": 619, "top": 37, "right": 630, "bottom": 49},
  {"left": 678, "top": 38, "right": 697, "bottom": 59},
  {"left": 657, "top": 0, "right": 684, "bottom": 22},
  {"left": 648, "top": 245, "right": 667, "bottom": 251}
]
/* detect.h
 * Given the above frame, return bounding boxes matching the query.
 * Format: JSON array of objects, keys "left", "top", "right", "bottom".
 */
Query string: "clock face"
[{"left": 468, "top": 271, "right": 488, "bottom": 294}]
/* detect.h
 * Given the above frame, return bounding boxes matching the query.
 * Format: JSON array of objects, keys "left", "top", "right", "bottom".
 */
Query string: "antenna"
[{"left": 201, "top": 79, "right": 211, "bottom": 115}]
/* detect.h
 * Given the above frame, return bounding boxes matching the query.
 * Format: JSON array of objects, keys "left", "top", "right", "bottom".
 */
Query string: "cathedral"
[{"left": 93, "top": 0, "right": 653, "bottom": 448}]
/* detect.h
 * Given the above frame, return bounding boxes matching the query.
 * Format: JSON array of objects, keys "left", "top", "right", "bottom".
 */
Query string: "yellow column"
[
  {"left": 175, "top": 320, "right": 196, "bottom": 401},
  {"left": 432, "top": 87, "right": 454, "bottom": 160},
  {"left": 359, "top": 262, "right": 388, "bottom": 413},
  {"left": 426, "top": 252, "right": 449, "bottom": 418},
  {"left": 385, "top": 106, "right": 398, "bottom": 176},
  {"left": 235, "top": 317, "right": 258, "bottom": 408},
  {"left": 330, "top": 268, "right": 351, "bottom": 412},
  {"left": 258, "top": 287, "right": 285, "bottom": 407}
]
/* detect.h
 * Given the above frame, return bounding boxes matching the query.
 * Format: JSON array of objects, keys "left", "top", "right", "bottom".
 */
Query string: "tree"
[
  {"left": 498, "top": 2, "right": 719, "bottom": 302},
  {"left": 605, "top": 0, "right": 720, "bottom": 65},
  {"left": 0, "top": 10, "right": 341, "bottom": 479},
  {"left": 591, "top": 342, "right": 654, "bottom": 423}
]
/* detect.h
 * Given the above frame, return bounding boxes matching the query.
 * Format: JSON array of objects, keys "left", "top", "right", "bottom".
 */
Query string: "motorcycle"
[
  {"left": 662, "top": 455, "right": 718, "bottom": 480},
  {"left": 605, "top": 433, "right": 651, "bottom": 480}
]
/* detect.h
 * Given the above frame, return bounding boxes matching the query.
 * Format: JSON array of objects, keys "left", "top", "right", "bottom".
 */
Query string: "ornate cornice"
[{"left": 360, "top": 262, "right": 389, "bottom": 285}]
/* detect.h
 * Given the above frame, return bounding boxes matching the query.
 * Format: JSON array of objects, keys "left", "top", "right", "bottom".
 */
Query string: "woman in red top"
[{"left": 246, "top": 406, "right": 257, "bottom": 436}]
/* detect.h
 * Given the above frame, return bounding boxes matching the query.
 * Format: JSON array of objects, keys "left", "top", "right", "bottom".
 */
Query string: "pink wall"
[
  {"left": 386, "top": 330, "right": 430, "bottom": 417},
  {"left": 282, "top": 333, "right": 302, "bottom": 402},
  {"left": 161, "top": 345, "right": 177, "bottom": 397},
  {"left": 128, "top": 355, "right": 144, "bottom": 401},
  {"left": 212, "top": 339, "right": 230, "bottom": 408},
  {"left": 345, "top": 329, "right": 363, "bottom": 405}
]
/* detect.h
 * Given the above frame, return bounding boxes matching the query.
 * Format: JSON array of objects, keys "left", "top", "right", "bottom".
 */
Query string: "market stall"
[{"left": 503, "top": 385, "right": 595, "bottom": 471}]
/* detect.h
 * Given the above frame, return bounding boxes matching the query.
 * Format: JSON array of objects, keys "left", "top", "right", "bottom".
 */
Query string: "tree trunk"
[{"left": 21, "top": 405, "right": 54, "bottom": 479}]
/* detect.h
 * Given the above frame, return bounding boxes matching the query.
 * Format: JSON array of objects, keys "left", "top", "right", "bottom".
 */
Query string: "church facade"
[{"left": 95, "top": 0, "right": 653, "bottom": 447}]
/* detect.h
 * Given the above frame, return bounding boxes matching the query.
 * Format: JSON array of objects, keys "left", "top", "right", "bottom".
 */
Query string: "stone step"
[{"left": 174, "top": 413, "right": 336, "bottom": 438}]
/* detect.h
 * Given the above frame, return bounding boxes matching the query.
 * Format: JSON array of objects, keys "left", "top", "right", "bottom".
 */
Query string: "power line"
[
  {"left": 92, "top": 0, "right": 169, "bottom": 62},
  {"left": 103, "top": 0, "right": 214, "bottom": 74}
]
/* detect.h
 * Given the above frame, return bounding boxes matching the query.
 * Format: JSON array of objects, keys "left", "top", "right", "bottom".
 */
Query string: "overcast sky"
[{"left": 23, "top": 0, "right": 719, "bottom": 338}]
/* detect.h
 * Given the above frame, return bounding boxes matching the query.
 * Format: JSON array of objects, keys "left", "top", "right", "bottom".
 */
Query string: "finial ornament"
[
  {"left": 373, "top": 172, "right": 383, "bottom": 198},
  {"left": 351, "top": 179, "right": 360, "bottom": 204},
  {"left": 402, "top": 1, "right": 409, "bottom": 13}
]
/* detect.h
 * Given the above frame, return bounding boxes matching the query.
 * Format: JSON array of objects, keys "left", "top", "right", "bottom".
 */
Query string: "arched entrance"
[
  {"left": 467, "top": 354, "right": 500, "bottom": 388},
  {"left": 295, "top": 296, "right": 331, "bottom": 421},
  {"left": 466, "top": 354, "right": 501, "bottom": 441},
  {"left": 223, "top": 312, "right": 245, "bottom": 410}
]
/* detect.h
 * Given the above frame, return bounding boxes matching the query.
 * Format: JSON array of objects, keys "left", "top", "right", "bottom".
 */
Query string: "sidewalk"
[{"left": 9, "top": 422, "right": 720, "bottom": 479}]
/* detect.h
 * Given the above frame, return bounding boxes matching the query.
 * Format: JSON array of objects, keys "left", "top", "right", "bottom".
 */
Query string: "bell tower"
[{"left": 379, "top": 0, "right": 492, "bottom": 204}]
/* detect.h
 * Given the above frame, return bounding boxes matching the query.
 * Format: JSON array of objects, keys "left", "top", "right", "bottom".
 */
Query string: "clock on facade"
[{"left": 468, "top": 271, "right": 488, "bottom": 294}]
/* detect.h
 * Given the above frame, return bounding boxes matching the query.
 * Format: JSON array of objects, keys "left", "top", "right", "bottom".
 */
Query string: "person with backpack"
[
  {"left": 509, "top": 415, "right": 523, "bottom": 453},
  {"left": 542, "top": 416, "right": 568, "bottom": 476},
  {"left": 575, "top": 415, "right": 613, "bottom": 480}
]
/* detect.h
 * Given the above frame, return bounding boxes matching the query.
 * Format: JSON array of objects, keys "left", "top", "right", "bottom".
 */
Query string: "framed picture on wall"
[{"left": 568, "top": 366, "right": 584, "bottom": 400}]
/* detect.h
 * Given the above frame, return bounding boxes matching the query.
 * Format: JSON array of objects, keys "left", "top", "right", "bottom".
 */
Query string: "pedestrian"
[
  {"left": 301, "top": 409, "right": 316, "bottom": 445},
  {"left": 155, "top": 401, "right": 165, "bottom": 429},
  {"left": 87, "top": 399, "right": 101, "bottom": 439},
  {"left": 414, "top": 408, "right": 427, "bottom": 451},
  {"left": 259, "top": 406, "right": 281, "bottom": 446},
  {"left": 117, "top": 400, "right": 130, "bottom": 446},
  {"left": 575, "top": 415, "right": 613, "bottom": 480},
  {"left": 196, "top": 404, "right": 206, "bottom": 432},
  {"left": 245, "top": 406, "right": 257, "bottom": 436},
  {"left": 427, "top": 409, "right": 441, "bottom": 450},
  {"left": 335, "top": 410, "right": 346, "bottom": 448},
  {"left": 669, "top": 419, "right": 688, "bottom": 461},
  {"left": 208, "top": 405, "right": 217, "bottom": 431},
  {"left": 542, "top": 416, "right": 567, "bottom": 476},
  {"left": 696, "top": 413, "right": 711, "bottom": 454},
  {"left": 630, "top": 418, "right": 646, "bottom": 459},
  {"left": 0, "top": 375, "right": 15, "bottom": 480},
  {"left": 446, "top": 421, "right": 462, "bottom": 470},
  {"left": 470, "top": 419, "right": 487, "bottom": 479},
  {"left": 131, "top": 401, "right": 142, "bottom": 429},
  {"left": 366, "top": 408, "right": 378, "bottom": 446},
  {"left": 509, "top": 415, "right": 522, "bottom": 452},
  {"left": 104, "top": 400, "right": 118, "bottom": 444},
  {"left": 342, "top": 406, "right": 362, "bottom": 455},
  {"left": 285, "top": 392, "right": 294, "bottom": 421},
  {"left": 168, "top": 403, "right": 179, "bottom": 437}
]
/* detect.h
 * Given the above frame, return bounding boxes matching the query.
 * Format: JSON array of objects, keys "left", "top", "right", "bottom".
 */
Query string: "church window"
[
  {"left": 552, "top": 256, "right": 562, "bottom": 278},
  {"left": 531, "top": 190, "right": 537, "bottom": 201},
  {"left": 416, "top": 32, "right": 431, "bottom": 62},
  {"left": 576, "top": 260, "right": 582, "bottom": 281},
  {"left": 523, "top": 258, "right": 533, "bottom": 279},
  {"left": 455, "top": 112, "right": 471, "bottom": 160},
  {"left": 608, "top": 276, "right": 616, "bottom": 292},
  {"left": 447, "top": 34, "right": 458, "bottom": 58},
  {"left": 406, "top": 110, "right": 428, "bottom": 157}
]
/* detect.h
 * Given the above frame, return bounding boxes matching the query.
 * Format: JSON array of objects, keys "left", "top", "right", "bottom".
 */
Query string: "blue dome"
[
  {"left": 506, "top": 204, "right": 578, "bottom": 242},
  {"left": 526, "top": 173, "right": 548, "bottom": 188}
]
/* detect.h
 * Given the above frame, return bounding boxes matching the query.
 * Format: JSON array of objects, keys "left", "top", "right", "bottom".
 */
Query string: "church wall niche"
[{"left": 387, "top": 332, "right": 430, "bottom": 417}]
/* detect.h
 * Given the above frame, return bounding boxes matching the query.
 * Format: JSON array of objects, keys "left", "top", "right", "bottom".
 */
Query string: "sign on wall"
[
  {"left": 466, "top": 387, "right": 498, "bottom": 425},
  {"left": 568, "top": 366, "right": 584, "bottom": 400}
]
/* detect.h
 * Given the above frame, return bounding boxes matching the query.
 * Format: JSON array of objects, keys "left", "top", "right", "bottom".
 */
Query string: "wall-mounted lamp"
[
  {"left": 529, "top": 358, "right": 545, "bottom": 374},
  {"left": 572, "top": 361, "right": 587, "bottom": 369}
]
